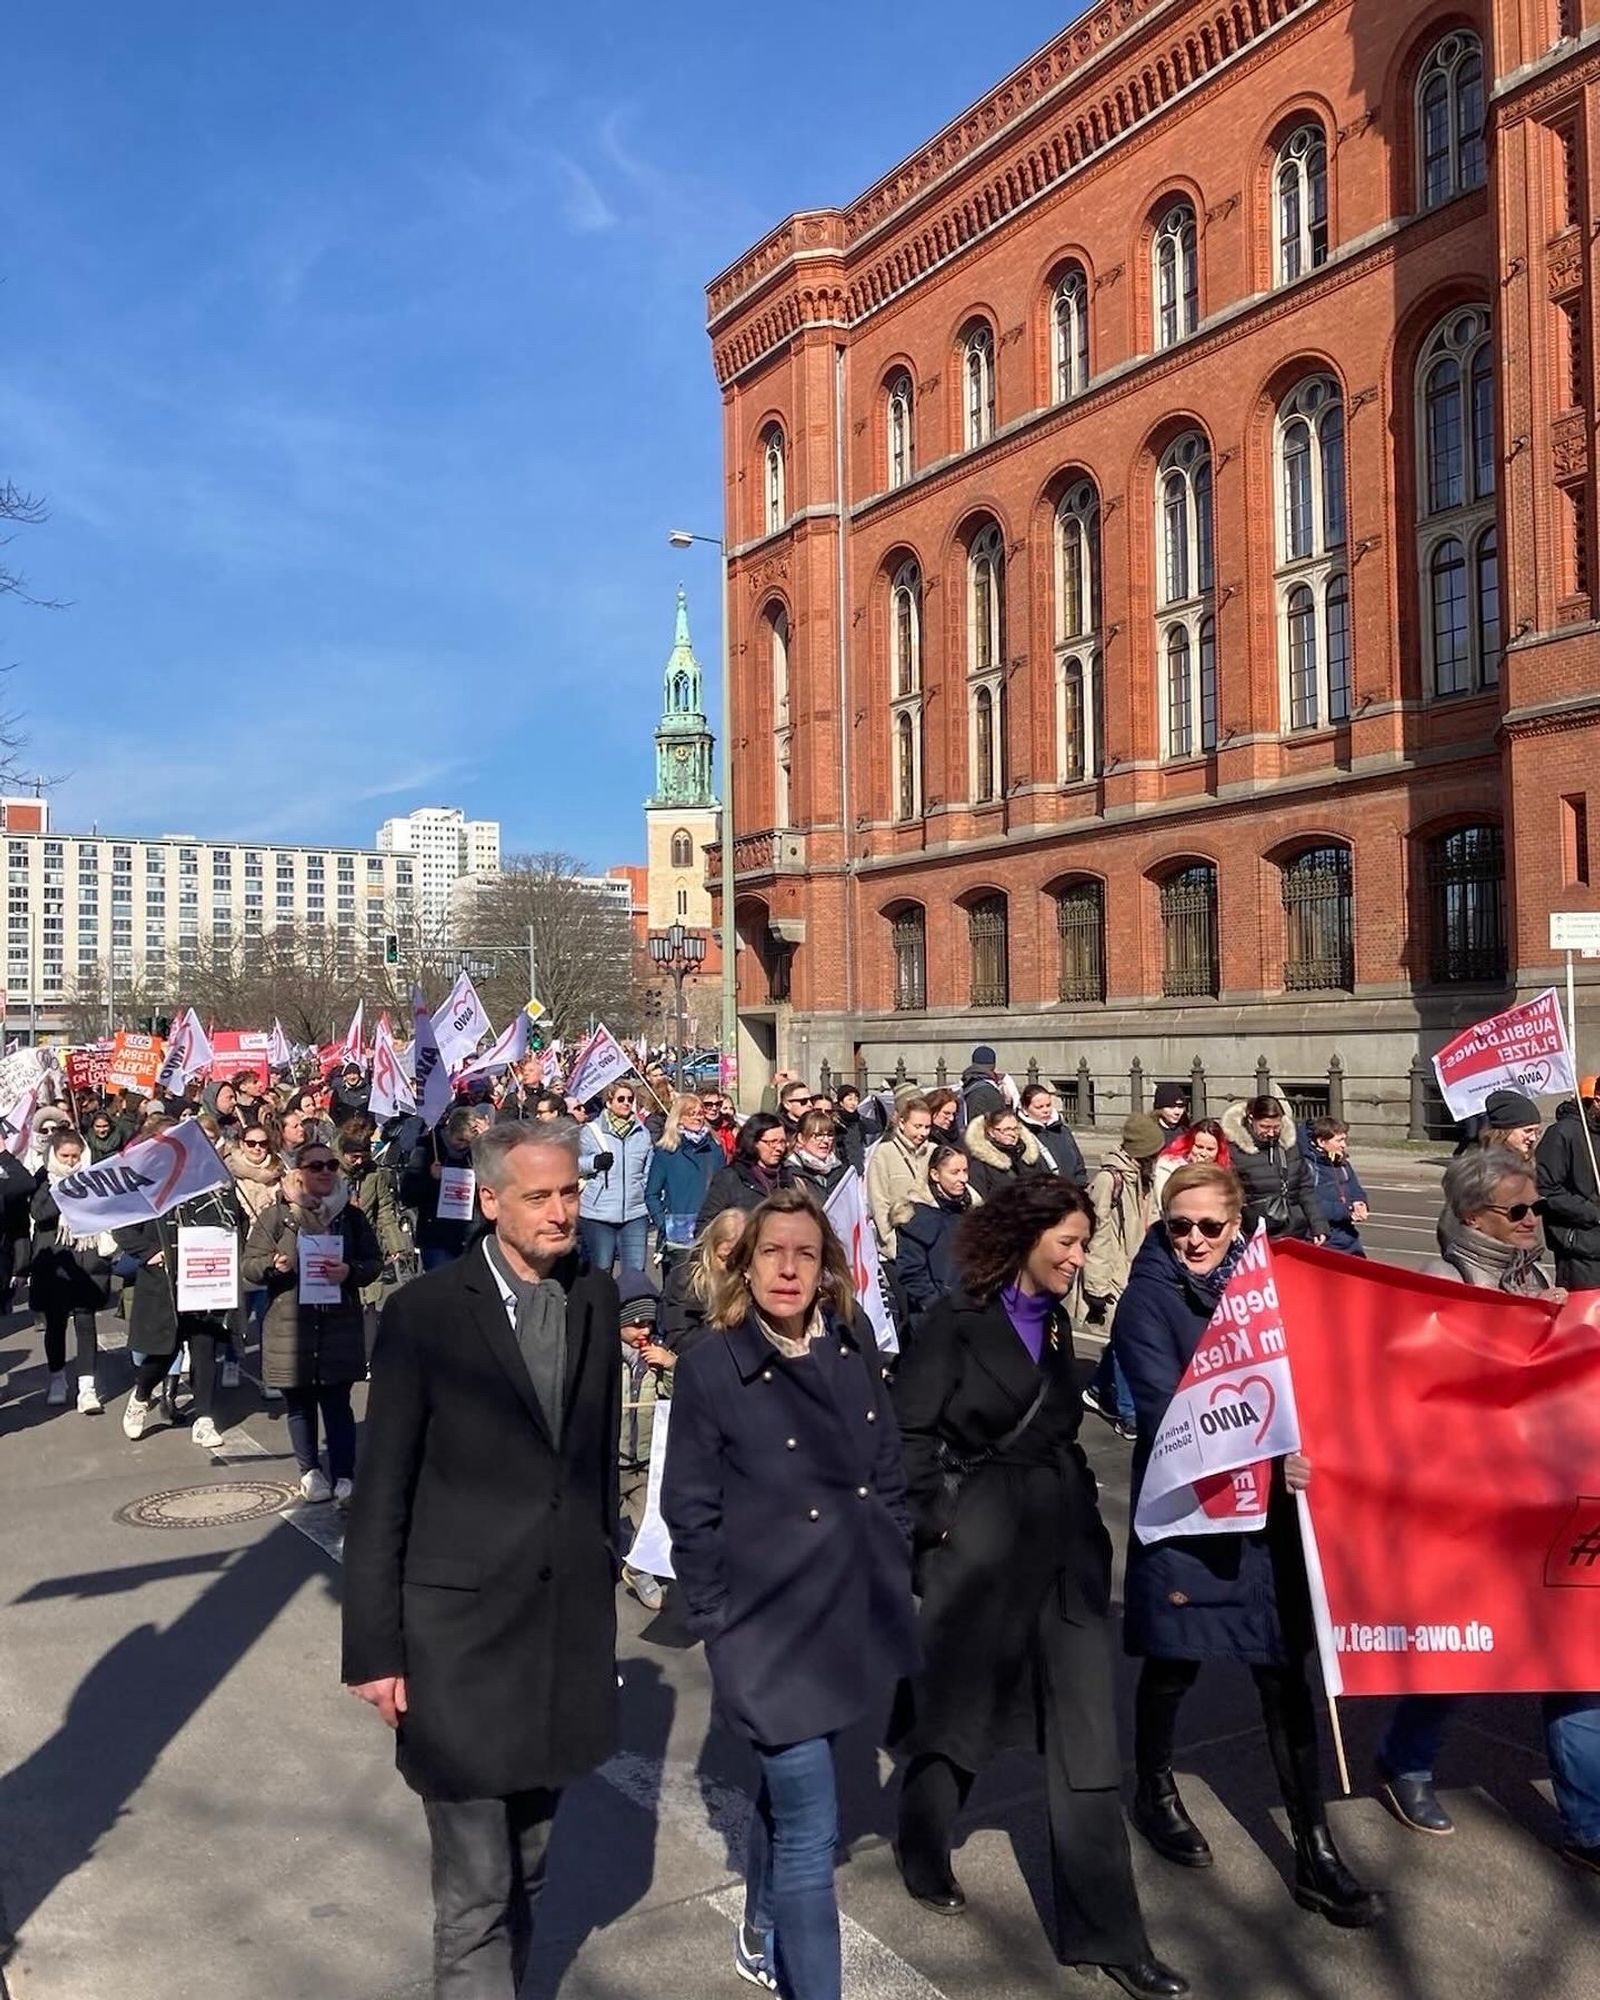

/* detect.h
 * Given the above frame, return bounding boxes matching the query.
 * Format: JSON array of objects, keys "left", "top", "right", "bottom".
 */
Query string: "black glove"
[
  {"left": 1082, "top": 1294, "right": 1108, "bottom": 1327},
  {"left": 592, "top": 1150, "right": 615, "bottom": 1174}
]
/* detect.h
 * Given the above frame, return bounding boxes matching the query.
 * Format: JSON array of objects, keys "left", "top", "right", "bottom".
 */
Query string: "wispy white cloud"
[{"left": 552, "top": 152, "right": 618, "bottom": 233}]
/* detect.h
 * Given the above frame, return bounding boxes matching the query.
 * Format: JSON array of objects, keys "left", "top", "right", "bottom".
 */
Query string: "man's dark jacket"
[
  {"left": 341, "top": 1244, "right": 622, "bottom": 1801},
  {"left": 1536, "top": 1098, "right": 1600, "bottom": 1287}
]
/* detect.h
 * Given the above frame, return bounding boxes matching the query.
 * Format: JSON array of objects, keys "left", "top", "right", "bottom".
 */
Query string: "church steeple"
[{"left": 650, "top": 586, "right": 716, "bottom": 808}]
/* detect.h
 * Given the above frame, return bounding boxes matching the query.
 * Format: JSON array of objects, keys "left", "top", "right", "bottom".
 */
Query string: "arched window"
[
  {"left": 1160, "top": 863, "right": 1219, "bottom": 997},
  {"left": 1275, "top": 376, "right": 1350, "bottom": 730},
  {"left": 963, "top": 323, "right": 996, "bottom": 448},
  {"left": 1055, "top": 879, "right": 1106, "bottom": 1002},
  {"left": 769, "top": 607, "right": 792, "bottom": 826},
  {"left": 887, "top": 373, "right": 915, "bottom": 489},
  {"left": 1153, "top": 202, "right": 1198, "bottom": 350},
  {"left": 1418, "top": 32, "right": 1486, "bottom": 209},
  {"left": 1417, "top": 310, "right": 1499, "bottom": 696},
  {"left": 670, "top": 829, "right": 693, "bottom": 869},
  {"left": 1055, "top": 480, "right": 1102, "bottom": 782},
  {"left": 1275, "top": 124, "right": 1329, "bottom": 284},
  {"left": 1053, "top": 265, "right": 1089, "bottom": 401},
  {"left": 1156, "top": 433, "right": 1218, "bottom": 757},
  {"left": 967, "top": 894, "right": 1009, "bottom": 1008},
  {"left": 1281, "top": 844, "right": 1354, "bottom": 989},
  {"left": 890, "top": 904, "right": 927, "bottom": 1011},
  {"left": 762, "top": 425, "right": 786, "bottom": 533},
  {"left": 967, "top": 525, "right": 1005, "bottom": 801},
  {"left": 1427, "top": 824, "right": 1506, "bottom": 983},
  {"left": 890, "top": 558, "right": 923, "bottom": 821}
]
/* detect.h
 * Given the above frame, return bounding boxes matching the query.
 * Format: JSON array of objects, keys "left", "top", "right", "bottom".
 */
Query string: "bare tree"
[
  {"left": 454, "top": 853, "right": 645, "bottom": 1040},
  {"left": 0, "top": 479, "right": 64, "bottom": 789}
]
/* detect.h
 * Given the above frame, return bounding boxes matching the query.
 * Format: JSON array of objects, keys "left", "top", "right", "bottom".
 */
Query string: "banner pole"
[
  {"left": 1326, "top": 1694, "right": 1352, "bottom": 1799},
  {"left": 1566, "top": 949, "right": 1600, "bottom": 1196}
]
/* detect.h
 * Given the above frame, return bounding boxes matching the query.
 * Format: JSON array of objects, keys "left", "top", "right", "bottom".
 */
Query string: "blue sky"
[{"left": 3, "top": 1, "right": 1073, "bottom": 868}]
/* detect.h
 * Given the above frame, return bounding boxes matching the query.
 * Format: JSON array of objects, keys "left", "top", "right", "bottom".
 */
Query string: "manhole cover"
[{"left": 116, "top": 1480, "right": 295, "bottom": 1531}]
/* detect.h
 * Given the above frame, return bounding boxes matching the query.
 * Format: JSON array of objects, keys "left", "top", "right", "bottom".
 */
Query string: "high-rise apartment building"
[{"left": 375, "top": 807, "right": 501, "bottom": 940}]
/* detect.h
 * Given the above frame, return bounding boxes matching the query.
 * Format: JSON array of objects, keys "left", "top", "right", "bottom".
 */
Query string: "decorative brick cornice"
[
  {"left": 1492, "top": 40, "right": 1600, "bottom": 125},
  {"left": 1500, "top": 693, "right": 1600, "bottom": 740}
]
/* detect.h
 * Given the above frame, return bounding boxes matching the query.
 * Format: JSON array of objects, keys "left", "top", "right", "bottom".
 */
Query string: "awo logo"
[{"left": 1544, "top": 1496, "right": 1600, "bottom": 1588}]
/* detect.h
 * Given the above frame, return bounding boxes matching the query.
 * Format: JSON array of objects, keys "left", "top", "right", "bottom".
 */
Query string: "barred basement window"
[
  {"left": 1281, "top": 846, "right": 1354, "bottom": 990},
  {"left": 1160, "top": 864, "right": 1219, "bottom": 998},
  {"left": 891, "top": 905, "right": 927, "bottom": 1011},
  {"left": 1055, "top": 881, "right": 1106, "bottom": 1003},
  {"left": 1427, "top": 824, "right": 1506, "bottom": 984},
  {"left": 967, "top": 895, "right": 1009, "bottom": 1008}
]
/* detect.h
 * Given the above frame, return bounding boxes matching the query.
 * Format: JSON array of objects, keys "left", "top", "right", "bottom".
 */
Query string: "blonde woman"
[
  {"left": 644, "top": 1093, "right": 722, "bottom": 1257},
  {"left": 663, "top": 1190, "right": 916, "bottom": 2000},
  {"left": 864, "top": 1095, "right": 934, "bottom": 1256},
  {"left": 658, "top": 1206, "right": 745, "bottom": 1361}
]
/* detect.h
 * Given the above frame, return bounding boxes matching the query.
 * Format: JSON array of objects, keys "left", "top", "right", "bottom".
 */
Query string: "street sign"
[
  {"left": 1550, "top": 912, "right": 1600, "bottom": 952},
  {"left": 460, "top": 956, "right": 497, "bottom": 980},
  {"left": 525, "top": 997, "right": 548, "bottom": 1022}
]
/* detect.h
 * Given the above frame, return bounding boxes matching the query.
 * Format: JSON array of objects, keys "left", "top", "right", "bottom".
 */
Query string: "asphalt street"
[{"left": 1, "top": 1146, "right": 1595, "bottom": 2000}]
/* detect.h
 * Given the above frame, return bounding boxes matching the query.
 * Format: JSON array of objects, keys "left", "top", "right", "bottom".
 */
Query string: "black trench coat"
[
  {"left": 662, "top": 1306, "right": 919, "bottom": 1749},
  {"left": 889, "top": 1291, "right": 1121, "bottom": 1788}
]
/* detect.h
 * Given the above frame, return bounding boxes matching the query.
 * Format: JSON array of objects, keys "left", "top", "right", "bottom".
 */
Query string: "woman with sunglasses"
[
  {"left": 229, "top": 1118, "right": 285, "bottom": 1401},
  {"left": 1112, "top": 1162, "right": 1382, "bottom": 1928},
  {"left": 577, "top": 1079, "right": 654, "bottom": 1273},
  {"left": 242, "top": 1140, "right": 383, "bottom": 1503}
]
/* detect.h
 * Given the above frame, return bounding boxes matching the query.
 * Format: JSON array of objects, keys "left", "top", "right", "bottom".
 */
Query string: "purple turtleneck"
[{"left": 999, "top": 1281, "right": 1051, "bottom": 1364}]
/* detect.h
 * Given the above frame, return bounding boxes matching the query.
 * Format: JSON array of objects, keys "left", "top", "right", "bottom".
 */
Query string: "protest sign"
[
  {"left": 205, "top": 1030, "right": 272, "bottom": 1088},
  {"left": 65, "top": 1042, "right": 115, "bottom": 1095},
  {"left": 433, "top": 973, "right": 491, "bottom": 1070},
  {"left": 297, "top": 1233, "right": 343, "bottom": 1305},
  {"left": 436, "top": 1165, "right": 476, "bottom": 1222},
  {"left": 50, "top": 1120, "right": 230, "bottom": 1235},
  {"left": 1133, "top": 1228, "right": 1302, "bottom": 1546},
  {"left": 1275, "top": 1240, "right": 1600, "bottom": 1697},
  {"left": 563, "top": 1023, "right": 633, "bottom": 1107},
  {"left": 0, "top": 1045, "right": 50, "bottom": 1105},
  {"left": 624, "top": 1399, "right": 676, "bottom": 1581},
  {"left": 176, "top": 1227, "right": 241, "bottom": 1313},
  {"left": 1431, "top": 987, "right": 1576, "bottom": 1121},
  {"left": 823, "top": 1168, "right": 898, "bottom": 1356},
  {"left": 107, "top": 1030, "right": 166, "bottom": 1097}
]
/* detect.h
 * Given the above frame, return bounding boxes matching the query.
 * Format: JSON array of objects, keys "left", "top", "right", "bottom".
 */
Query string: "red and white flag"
[
  {"left": 411, "top": 986, "right": 453, "bottom": 1130},
  {"left": 155, "top": 1008, "right": 214, "bottom": 1096},
  {"left": 338, "top": 1000, "right": 365, "bottom": 1068},
  {"left": 460, "top": 1009, "right": 530, "bottom": 1079},
  {"left": 1431, "top": 987, "right": 1576, "bottom": 1121},
  {"left": 369, "top": 1015, "right": 416, "bottom": 1123},
  {"left": 267, "top": 1019, "right": 291, "bottom": 1069},
  {"left": 432, "top": 973, "right": 491, "bottom": 1070},
  {"left": 823, "top": 1169, "right": 898, "bottom": 1356}
]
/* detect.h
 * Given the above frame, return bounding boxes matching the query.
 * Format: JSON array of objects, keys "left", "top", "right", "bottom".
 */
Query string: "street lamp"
[
  {"left": 668, "top": 528, "right": 737, "bottom": 1094},
  {"left": 646, "top": 920, "right": 707, "bottom": 1079}
]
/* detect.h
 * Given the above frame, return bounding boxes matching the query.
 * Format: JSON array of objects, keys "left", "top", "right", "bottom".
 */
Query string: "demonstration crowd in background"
[{"left": 9, "top": 986, "right": 1600, "bottom": 2000}]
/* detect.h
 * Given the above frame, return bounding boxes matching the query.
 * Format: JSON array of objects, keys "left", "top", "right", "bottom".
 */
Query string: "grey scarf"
[{"left": 483, "top": 1237, "right": 568, "bottom": 1441}]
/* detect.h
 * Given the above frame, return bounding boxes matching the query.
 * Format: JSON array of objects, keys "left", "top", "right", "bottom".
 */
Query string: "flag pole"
[
  {"left": 1326, "top": 1695, "right": 1351, "bottom": 1798},
  {"left": 1563, "top": 949, "right": 1600, "bottom": 1194}
]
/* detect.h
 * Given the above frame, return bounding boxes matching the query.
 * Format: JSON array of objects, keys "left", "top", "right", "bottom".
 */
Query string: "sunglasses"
[
  {"left": 242, "top": 1138, "right": 269, "bottom": 1149},
  {"left": 1164, "top": 1214, "right": 1232, "bottom": 1242},
  {"left": 300, "top": 1159, "right": 338, "bottom": 1172},
  {"left": 1486, "top": 1199, "right": 1546, "bottom": 1222}
]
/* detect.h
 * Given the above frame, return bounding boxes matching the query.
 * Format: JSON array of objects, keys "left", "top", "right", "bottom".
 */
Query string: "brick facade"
[{"left": 705, "top": 0, "right": 1600, "bottom": 1133}]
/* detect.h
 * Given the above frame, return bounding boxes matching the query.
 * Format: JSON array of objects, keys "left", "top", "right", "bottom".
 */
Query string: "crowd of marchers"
[{"left": 13, "top": 1043, "right": 1600, "bottom": 2000}]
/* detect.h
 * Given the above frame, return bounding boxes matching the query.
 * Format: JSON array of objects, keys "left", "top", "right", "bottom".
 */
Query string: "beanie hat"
[
  {"left": 616, "top": 1267, "right": 660, "bottom": 1327},
  {"left": 1152, "top": 1082, "right": 1188, "bottom": 1112},
  {"left": 1483, "top": 1088, "right": 1541, "bottom": 1130},
  {"left": 970, "top": 1045, "right": 997, "bottom": 1069},
  {"left": 1121, "top": 1112, "right": 1166, "bottom": 1161}
]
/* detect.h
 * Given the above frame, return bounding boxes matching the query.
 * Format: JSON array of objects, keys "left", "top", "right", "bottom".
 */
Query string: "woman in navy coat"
[
  {"left": 1112, "top": 1161, "right": 1382, "bottom": 1928},
  {"left": 662, "top": 1187, "right": 917, "bottom": 2000}
]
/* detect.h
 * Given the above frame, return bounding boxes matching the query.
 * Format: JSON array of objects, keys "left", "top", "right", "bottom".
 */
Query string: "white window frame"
[
  {"left": 1417, "top": 32, "right": 1486, "bottom": 211},
  {"left": 1052, "top": 266, "right": 1089, "bottom": 402},
  {"left": 889, "top": 559, "right": 923, "bottom": 821},
  {"left": 1274, "top": 376, "right": 1350, "bottom": 731},
  {"left": 1054, "top": 480, "right": 1102, "bottom": 782},
  {"left": 763, "top": 427, "right": 786, "bottom": 533},
  {"left": 770, "top": 608, "right": 793, "bottom": 824},
  {"left": 1155, "top": 433, "right": 1217, "bottom": 759},
  {"left": 1415, "top": 309, "right": 1499, "bottom": 697},
  {"left": 1274, "top": 124, "right": 1329, "bottom": 285},
  {"left": 967, "top": 525, "right": 1005, "bottom": 802},
  {"left": 887, "top": 374, "right": 914, "bottom": 489},
  {"left": 1153, "top": 203, "right": 1198, "bottom": 351},
  {"left": 962, "top": 325, "right": 996, "bottom": 448}
]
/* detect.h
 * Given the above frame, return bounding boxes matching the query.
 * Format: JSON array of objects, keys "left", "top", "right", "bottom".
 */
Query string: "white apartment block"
[
  {"left": 0, "top": 798, "right": 414, "bottom": 1037},
  {"left": 376, "top": 806, "right": 501, "bottom": 939}
]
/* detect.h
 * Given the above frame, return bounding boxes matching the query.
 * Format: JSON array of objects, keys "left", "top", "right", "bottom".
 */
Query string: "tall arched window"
[
  {"left": 1275, "top": 124, "right": 1329, "bottom": 284},
  {"left": 1417, "top": 309, "right": 1499, "bottom": 696},
  {"left": 1275, "top": 376, "right": 1350, "bottom": 730},
  {"left": 670, "top": 829, "right": 693, "bottom": 869},
  {"left": 769, "top": 607, "right": 792, "bottom": 826},
  {"left": 967, "top": 524, "right": 1005, "bottom": 801},
  {"left": 1160, "top": 863, "right": 1219, "bottom": 997},
  {"left": 967, "top": 894, "right": 1009, "bottom": 1008},
  {"left": 1281, "top": 844, "right": 1354, "bottom": 989},
  {"left": 963, "top": 323, "right": 996, "bottom": 448},
  {"left": 887, "top": 373, "right": 915, "bottom": 489},
  {"left": 1153, "top": 202, "right": 1198, "bottom": 350},
  {"left": 1418, "top": 32, "right": 1486, "bottom": 209},
  {"left": 1427, "top": 824, "right": 1506, "bottom": 983},
  {"left": 889, "top": 904, "right": 927, "bottom": 1011},
  {"left": 1156, "top": 433, "right": 1218, "bottom": 757},
  {"left": 1053, "top": 265, "right": 1089, "bottom": 401},
  {"left": 890, "top": 558, "right": 923, "bottom": 821},
  {"left": 1055, "top": 879, "right": 1106, "bottom": 1002},
  {"left": 762, "top": 425, "right": 786, "bottom": 533},
  {"left": 1054, "top": 480, "right": 1102, "bottom": 782}
]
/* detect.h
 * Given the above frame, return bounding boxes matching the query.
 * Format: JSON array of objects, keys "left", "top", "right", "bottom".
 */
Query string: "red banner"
[
  {"left": 1275, "top": 1241, "right": 1600, "bottom": 1697},
  {"left": 204, "top": 1030, "right": 272, "bottom": 1088},
  {"left": 65, "top": 1042, "right": 116, "bottom": 1095}
]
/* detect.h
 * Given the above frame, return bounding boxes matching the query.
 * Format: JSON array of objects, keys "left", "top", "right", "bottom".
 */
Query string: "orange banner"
[{"left": 106, "top": 1030, "right": 166, "bottom": 1097}]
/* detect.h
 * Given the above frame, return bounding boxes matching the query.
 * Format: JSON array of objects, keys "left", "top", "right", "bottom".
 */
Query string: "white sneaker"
[
  {"left": 191, "top": 1415, "right": 225, "bottom": 1449},
  {"left": 122, "top": 1392, "right": 153, "bottom": 1440},
  {"left": 77, "top": 1380, "right": 104, "bottom": 1415},
  {"left": 220, "top": 1357, "right": 241, "bottom": 1390},
  {"left": 333, "top": 1478, "right": 354, "bottom": 1509},
  {"left": 299, "top": 1468, "right": 333, "bottom": 1503},
  {"left": 46, "top": 1371, "right": 68, "bottom": 1407}
]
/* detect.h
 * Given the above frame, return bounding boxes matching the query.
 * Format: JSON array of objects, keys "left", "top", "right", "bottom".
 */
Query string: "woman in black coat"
[
  {"left": 31, "top": 1130, "right": 112, "bottom": 1412},
  {"left": 961, "top": 1105, "right": 1052, "bottom": 1203},
  {"left": 693, "top": 1111, "right": 787, "bottom": 1231},
  {"left": 890, "top": 1179, "right": 1185, "bottom": 2000},
  {"left": 117, "top": 1176, "right": 247, "bottom": 1448},
  {"left": 1112, "top": 1161, "right": 1381, "bottom": 1928},
  {"left": 663, "top": 1188, "right": 918, "bottom": 2000},
  {"left": 888, "top": 1143, "right": 977, "bottom": 1323},
  {"left": 781, "top": 1110, "right": 852, "bottom": 1205}
]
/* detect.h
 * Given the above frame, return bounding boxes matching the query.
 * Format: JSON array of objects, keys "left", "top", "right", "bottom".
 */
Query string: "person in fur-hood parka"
[{"left": 1220, "top": 1096, "right": 1328, "bottom": 1241}]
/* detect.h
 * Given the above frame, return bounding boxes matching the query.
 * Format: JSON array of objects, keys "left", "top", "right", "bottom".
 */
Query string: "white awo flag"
[
  {"left": 1133, "top": 1227, "right": 1302, "bottom": 1546},
  {"left": 411, "top": 986, "right": 454, "bottom": 1131},
  {"left": 338, "top": 1000, "right": 365, "bottom": 1067},
  {"left": 824, "top": 1168, "right": 899, "bottom": 1356},
  {"left": 432, "top": 972, "right": 491, "bottom": 1070},
  {"left": 460, "top": 1009, "right": 530, "bottom": 1079},
  {"left": 50, "top": 1120, "right": 231, "bottom": 1235},
  {"left": 369, "top": 1015, "right": 416, "bottom": 1123},
  {"left": 563, "top": 1023, "right": 633, "bottom": 1107},
  {"left": 156, "top": 1008, "right": 213, "bottom": 1096},
  {"left": 267, "top": 1018, "right": 292, "bottom": 1068}
]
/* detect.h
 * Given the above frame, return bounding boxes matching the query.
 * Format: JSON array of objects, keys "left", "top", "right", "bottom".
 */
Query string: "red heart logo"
[{"left": 1208, "top": 1372, "right": 1277, "bottom": 1444}]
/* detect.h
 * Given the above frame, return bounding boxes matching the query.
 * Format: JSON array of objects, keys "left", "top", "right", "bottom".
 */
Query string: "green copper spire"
[{"left": 650, "top": 586, "right": 716, "bottom": 808}]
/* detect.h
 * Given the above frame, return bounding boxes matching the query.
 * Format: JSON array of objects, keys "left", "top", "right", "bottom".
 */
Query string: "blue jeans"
[
  {"left": 1381, "top": 1692, "right": 1600, "bottom": 1845},
  {"left": 744, "top": 1736, "right": 840, "bottom": 2000},
  {"left": 578, "top": 1215, "right": 649, "bottom": 1276},
  {"left": 1088, "top": 1342, "right": 1135, "bottom": 1425}
]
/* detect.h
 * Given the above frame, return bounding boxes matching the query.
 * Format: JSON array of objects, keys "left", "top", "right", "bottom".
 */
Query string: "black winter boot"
[
  {"left": 1131, "top": 1771, "right": 1213, "bottom": 1868},
  {"left": 1291, "top": 1820, "right": 1385, "bottom": 1928}
]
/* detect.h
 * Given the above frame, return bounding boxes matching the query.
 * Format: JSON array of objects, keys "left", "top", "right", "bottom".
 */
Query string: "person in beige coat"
[
  {"left": 1081, "top": 1113, "right": 1165, "bottom": 1437},
  {"left": 865, "top": 1096, "right": 934, "bottom": 1255}
]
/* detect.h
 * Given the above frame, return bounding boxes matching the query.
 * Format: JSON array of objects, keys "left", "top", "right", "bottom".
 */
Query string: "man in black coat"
[
  {"left": 343, "top": 1118, "right": 622, "bottom": 2000},
  {"left": 959, "top": 1044, "right": 1006, "bottom": 1122},
  {"left": 1535, "top": 1081, "right": 1600, "bottom": 1288}
]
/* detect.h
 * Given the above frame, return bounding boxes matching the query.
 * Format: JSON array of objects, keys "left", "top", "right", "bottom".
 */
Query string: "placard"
[
  {"left": 297, "top": 1231, "right": 343, "bottom": 1305},
  {"left": 177, "top": 1226, "right": 240, "bottom": 1313},
  {"left": 437, "top": 1165, "right": 477, "bottom": 1223},
  {"left": 106, "top": 1030, "right": 166, "bottom": 1097}
]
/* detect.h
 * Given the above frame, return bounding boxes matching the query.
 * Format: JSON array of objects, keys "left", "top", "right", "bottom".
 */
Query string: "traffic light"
[
  {"left": 384, "top": 932, "right": 400, "bottom": 966},
  {"left": 530, "top": 1027, "right": 544, "bottom": 1051}
]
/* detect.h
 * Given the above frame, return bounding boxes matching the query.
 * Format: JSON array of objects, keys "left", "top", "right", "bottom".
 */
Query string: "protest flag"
[
  {"left": 369, "top": 1015, "right": 416, "bottom": 1123},
  {"left": 460, "top": 1010, "right": 529, "bottom": 1080},
  {"left": 51, "top": 1119, "right": 231, "bottom": 1235},
  {"left": 432, "top": 972, "right": 492, "bottom": 1070},
  {"left": 267, "top": 1019, "right": 291, "bottom": 1069},
  {"left": 823, "top": 1169, "right": 899, "bottom": 1356},
  {"left": 410, "top": 986, "right": 453, "bottom": 1131},
  {"left": 155, "top": 1008, "right": 213, "bottom": 1097},
  {"left": 338, "top": 1000, "right": 365, "bottom": 1068},
  {"left": 563, "top": 1023, "right": 634, "bottom": 1106}
]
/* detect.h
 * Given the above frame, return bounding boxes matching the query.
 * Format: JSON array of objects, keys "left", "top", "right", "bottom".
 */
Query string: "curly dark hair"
[{"left": 953, "top": 1177, "right": 1096, "bottom": 1300}]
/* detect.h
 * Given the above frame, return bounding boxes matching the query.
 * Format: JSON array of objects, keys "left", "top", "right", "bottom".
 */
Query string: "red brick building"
[{"left": 704, "top": 0, "right": 1599, "bottom": 1133}]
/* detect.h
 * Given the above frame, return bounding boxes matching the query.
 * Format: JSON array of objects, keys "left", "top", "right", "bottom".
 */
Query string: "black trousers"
[
  {"left": 43, "top": 1308, "right": 99, "bottom": 1378},
  {"left": 421, "top": 1788, "right": 561, "bottom": 1999},
  {"left": 133, "top": 1330, "right": 220, "bottom": 1418},
  {"left": 1135, "top": 1656, "right": 1323, "bottom": 1821}
]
